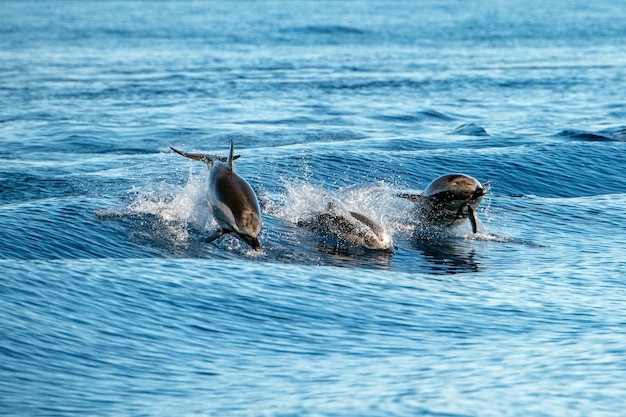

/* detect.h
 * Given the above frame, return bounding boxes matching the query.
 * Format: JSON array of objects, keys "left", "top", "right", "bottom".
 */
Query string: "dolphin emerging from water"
[
  {"left": 399, "top": 173, "right": 488, "bottom": 233},
  {"left": 297, "top": 202, "right": 395, "bottom": 252},
  {"left": 170, "top": 140, "right": 262, "bottom": 251}
]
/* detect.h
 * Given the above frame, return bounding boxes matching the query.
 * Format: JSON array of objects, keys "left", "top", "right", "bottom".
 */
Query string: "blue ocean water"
[{"left": 2, "top": 0, "right": 626, "bottom": 415}]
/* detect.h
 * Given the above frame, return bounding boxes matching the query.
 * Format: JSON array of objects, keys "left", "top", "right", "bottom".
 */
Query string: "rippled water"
[{"left": 2, "top": 1, "right": 626, "bottom": 415}]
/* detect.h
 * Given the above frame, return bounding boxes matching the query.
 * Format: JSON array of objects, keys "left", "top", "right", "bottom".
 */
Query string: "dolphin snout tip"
[{"left": 247, "top": 236, "right": 261, "bottom": 251}]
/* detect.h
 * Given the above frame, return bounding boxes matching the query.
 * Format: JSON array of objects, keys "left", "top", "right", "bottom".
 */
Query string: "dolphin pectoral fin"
[
  {"left": 467, "top": 205, "right": 479, "bottom": 233},
  {"left": 205, "top": 229, "right": 229, "bottom": 243},
  {"left": 397, "top": 193, "right": 422, "bottom": 202}
]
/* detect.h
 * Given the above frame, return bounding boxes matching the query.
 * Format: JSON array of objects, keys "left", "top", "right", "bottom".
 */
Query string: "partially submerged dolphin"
[
  {"left": 399, "top": 174, "right": 487, "bottom": 233},
  {"left": 170, "top": 140, "right": 262, "bottom": 251},
  {"left": 297, "top": 202, "right": 395, "bottom": 252}
]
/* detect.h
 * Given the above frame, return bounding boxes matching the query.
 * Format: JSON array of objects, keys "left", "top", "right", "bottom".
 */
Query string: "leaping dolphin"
[
  {"left": 399, "top": 174, "right": 488, "bottom": 233},
  {"left": 170, "top": 140, "right": 262, "bottom": 251}
]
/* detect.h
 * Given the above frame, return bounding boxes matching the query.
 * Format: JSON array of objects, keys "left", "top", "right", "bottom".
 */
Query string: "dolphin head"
[
  {"left": 420, "top": 174, "right": 488, "bottom": 232},
  {"left": 236, "top": 205, "right": 262, "bottom": 251},
  {"left": 348, "top": 211, "right": 395, "bottom": 252}
]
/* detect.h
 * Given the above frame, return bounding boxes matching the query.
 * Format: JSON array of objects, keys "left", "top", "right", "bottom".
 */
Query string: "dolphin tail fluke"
[
  {"left": 171, "top": 147, "right": 218, "bottom": 165},
  {"left": 170, "top": 146, "right": 241, "bottom": 165}
]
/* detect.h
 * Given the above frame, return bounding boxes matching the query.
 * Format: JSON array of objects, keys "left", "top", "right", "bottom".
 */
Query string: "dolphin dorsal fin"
[{"left": 227, "top": 140, "right": 235, "bottom": 171}]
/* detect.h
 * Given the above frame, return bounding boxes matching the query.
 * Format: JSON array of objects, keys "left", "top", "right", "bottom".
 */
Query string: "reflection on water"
[
  {"left": 309, "top": 235, "right": 394, "bottom": 270},
  {"left": 412, "top": 237, "right": 480, "bottom": 274}
]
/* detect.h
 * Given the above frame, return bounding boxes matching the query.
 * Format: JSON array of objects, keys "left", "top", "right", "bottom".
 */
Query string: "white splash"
[
  {"left": 268, "top": 180, "right": 415, "bottom": 249},
  {"left": 124, "top": 172, "right": 215, "bottom": 245},
  {"left": 129, "top": 175, "right": 212, "bottom": 226}
]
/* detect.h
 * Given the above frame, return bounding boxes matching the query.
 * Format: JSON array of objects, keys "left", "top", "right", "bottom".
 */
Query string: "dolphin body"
[
  {"left": 170, "top": 140, "right": 262, "bottom": 251},
  {"left": 297, "top": 202, "right": 395, "bottom": 252},
  {"left": 399, "top": 174, "right": 487, "bottom": 233}
]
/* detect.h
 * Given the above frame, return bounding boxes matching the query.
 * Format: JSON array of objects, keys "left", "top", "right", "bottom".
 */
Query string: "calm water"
[{"left": 2, "top": 1, "right": 626, "bottom": 415}]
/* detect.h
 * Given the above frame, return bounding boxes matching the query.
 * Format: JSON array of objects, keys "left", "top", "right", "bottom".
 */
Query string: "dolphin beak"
[
  {"left": 472, "top": 186, "right": 487, "bottom": 199},
  {"left": 240, "top": 235, "right": 261, "bottom": 251},
  {"left": 383, "top": 246, "right": 397, "bottom": 254}
]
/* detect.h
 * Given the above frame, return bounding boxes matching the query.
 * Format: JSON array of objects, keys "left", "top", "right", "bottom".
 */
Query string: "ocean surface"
[{"left": 2, "top": 1, "right": 626, "bottom": 415}]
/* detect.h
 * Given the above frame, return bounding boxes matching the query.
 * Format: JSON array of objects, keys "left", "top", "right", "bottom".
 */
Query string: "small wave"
[
  {"left": 0, "top": 173, "right": 75, "bottom": 205},
  {"left": 452, "top": 123, "right": 490, "bottom": 136},
  {"left": 555, "top": 129, "right": 615, "bottom": 142},
  {"left": 418, "top": 109, "right": 456, "bottom": 121},
  {"left": 599, "top": 126, "right": 626, "bottom": 141},
  {"left": 319, "top": 78, "right": 428, "bottom": 91},
  {"left": 373, "top": 109, "right": 455, "bottom": 124},
  {"left": 283, "top": 25, "right": 366, "bottom": 36}
]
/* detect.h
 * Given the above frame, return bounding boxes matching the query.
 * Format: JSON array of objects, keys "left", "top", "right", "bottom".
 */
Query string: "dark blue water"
[{"left": 2, "top": 1, "right": 626, "bottom": 415}]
